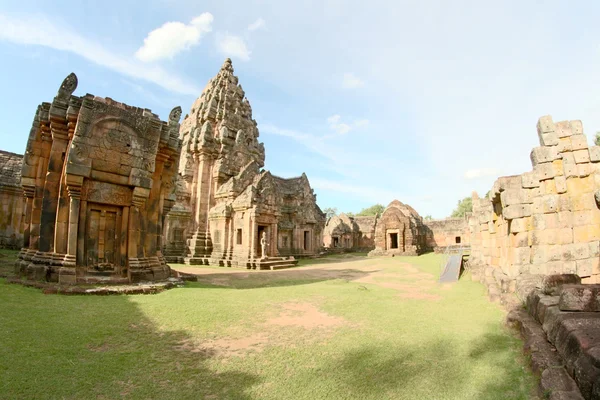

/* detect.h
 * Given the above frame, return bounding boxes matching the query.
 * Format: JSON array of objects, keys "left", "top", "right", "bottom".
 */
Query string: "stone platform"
[{"left": 507, "top": 285, "right": 600, "bottom": 400}]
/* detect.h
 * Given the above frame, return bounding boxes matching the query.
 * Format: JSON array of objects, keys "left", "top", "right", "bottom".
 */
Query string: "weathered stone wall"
[
  {"left": 424, "top": 216, "right": 470, "bottom": 252},
  {"left": 470, "top": 116, "right": 600, "bottom": 286},
  {"left": 0, "top": 151, "right": 24, "bottom": 249}
]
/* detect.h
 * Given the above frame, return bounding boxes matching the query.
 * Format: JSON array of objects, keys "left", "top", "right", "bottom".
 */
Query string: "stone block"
[
  {"left": 555, "top": 176, "right": 567, "bottom": 194},
  {"left": 542, "top": 194, "right": 559, "bottom": 213},
  {"left": 572, "top": 210, "right": 592, "bottom": 227},
  {"left": 501, "top": 189, "right": 528, "bottom": 207},
  {"left": 522, "top": 171, "right": 540, "bottom": 188},
  {"left": 566, "top": 176, "right": 594, "bottom": 195},
  {"left": 588, "top": 146, "right": 600, "bottom": 162},
  {"left": 559, "top": 284, "right": 600, "bottom": 311},
  {"left": 510, "top": 217, "right": 531, "bottom": 233},
  {"left": 564, "top": 163, "right": 578, "bottom": 179},
  {"left": 589, "top": 241, "right": 600, "bottom": 258},
  {"left": 531, "top": 146, "right": 559, "bottom": 166},
  {"left": 555, "top": 120, "right": 573, "bottom": 138},
  {"left": 538, "top": 115, "right": 555, "bottom": 133},
  {"left": 557, "top": 137, "right": 573, "bottom": 153},
  {"left": 533, "top": 213, "right": 546, "bottom": 229},
  {"left": 573, "top": 225, "right": 600, "bottom": 242},
  {"left": 562, "top": 243, "right": 591, "bottom": 260},
  {"left": 536, "top": 163, "right": 556, "bottom": 181},
  {"left": 541, "top": 274, "right": 581, "bottom": 295},
  {"left": 557, "top": 228, "right": 573, "bottom": 245},
  {"left": 504, "top": 204, "right": 532, "bottom": 220},
  {"left": 512, "top": 231, "right": 530, "bottom": 247},
  {"left": 576, "top": 259, "right": 598, "bottom": 277},
  {"left": 573, "top": 149, "right": 590, "bottom": 164},
  {"left": 570, "top": 134, "right": 588, "bottom": 151},
  {"left": 512, "top": 247, "right": 531, "bottom": 265},
  {"left": 577, "top": 163, "right": 593, "bottom": 177},
  {"left": 570, "top": 120, "right": 584, "bottom": 134}
]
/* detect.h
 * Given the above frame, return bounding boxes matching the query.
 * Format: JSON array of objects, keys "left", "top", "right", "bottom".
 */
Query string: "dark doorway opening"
[
  {"left": 333, "top": 237, "right": 339, "bottom": 247},
  {"left": 236, "top": 229, "right": 242, "bottom": 245},
  {"left": 390, "top": 233, "right": 399, "bottom": 249},
  {"left": 304, "top": 230, "right": 310, "bottom": 251},
  {"left": 455, "top": 236, "right": 461, "bottom": 244}
]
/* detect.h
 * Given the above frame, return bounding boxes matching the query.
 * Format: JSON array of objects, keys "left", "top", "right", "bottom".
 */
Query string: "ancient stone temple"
[
  {"left": 163, "top": 59, "right": 325, "bottom": 268},
  {"left": 368, "top": 200, "right": 427, "bottom": 256},
  {"left": 16, "top": 73, "right": 182, "bottom": 283},
  {"left": 323, "top": 213, "right": 378, "bottom": 251},
  {"left": 0, "top": 151, "right": 25, "bottom": 249}
]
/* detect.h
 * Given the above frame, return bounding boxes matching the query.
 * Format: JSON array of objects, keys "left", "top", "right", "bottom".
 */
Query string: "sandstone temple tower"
[
  {"left": 16, "top": 73, "right": 182, "bottom": 283},
  {"left": 164, "top": 59, "right": 325, "bottom": 268}
]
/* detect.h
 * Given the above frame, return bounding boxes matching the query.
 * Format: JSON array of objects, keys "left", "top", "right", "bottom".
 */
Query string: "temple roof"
[{"left": 0, "top": 150, "right": 23, "bottom": 188}]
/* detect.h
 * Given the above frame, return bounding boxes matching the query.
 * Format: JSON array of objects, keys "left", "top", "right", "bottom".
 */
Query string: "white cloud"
[
  {"left": 248, "top": 18, "right": 266, "bottom": 32},
  {"left": 327, "top": 115, "right": 369, "bottom": 135},
  {"left": 464, "top": 168, "right": 501, "bottom": 180},
  {"left": 0, "top": 13, "right": 200, "bottom": 95},
  {"left": 341, "top": 72, "right": 365, "bottom": 89},
  {"left": 135, "top": 13, "right": 213, "bottom": 62},
  {"left": 216, "top": 33, "right": 251, "bottom": 61}
]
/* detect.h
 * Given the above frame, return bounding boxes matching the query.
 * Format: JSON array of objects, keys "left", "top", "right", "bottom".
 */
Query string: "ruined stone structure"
[
  {"left": 163, "top": 59, "right": 325, "bottom": 269},
  {"left": 16, "top": 73, "right": 182, "bottom": 283},
  {"left": 0, "top": 151, "right": 25, "bottom": 249},
  {"left": 323, "top": 213, "right": 377, "bottom": 251},
  {"left": 424, "top": 216, "right": 471, "bottom": 252},
  {"left": 469, "top": 116, "right": 600, "bottom": 288},
  {"left": 368, "top": 200, "right": 427, "bottom": 256}
]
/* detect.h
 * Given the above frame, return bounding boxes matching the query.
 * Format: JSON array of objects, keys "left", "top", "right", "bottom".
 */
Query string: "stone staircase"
[{"left": 255, "top": 257, "right": 297, "bottom": 270}]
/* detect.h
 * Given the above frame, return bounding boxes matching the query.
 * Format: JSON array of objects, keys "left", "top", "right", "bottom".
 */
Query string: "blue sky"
[{"left": 1, "top": 1, "right": 600, "bottom": 218}]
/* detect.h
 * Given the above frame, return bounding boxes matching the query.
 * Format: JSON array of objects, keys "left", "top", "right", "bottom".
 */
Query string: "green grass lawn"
[{"left": 0, "top": 253, "right": 536, "bottom": 399}]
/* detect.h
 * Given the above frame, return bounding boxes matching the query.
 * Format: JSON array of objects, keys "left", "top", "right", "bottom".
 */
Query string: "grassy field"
[{"left": 0, "top": 252, "right": 536, "bottom": 399}]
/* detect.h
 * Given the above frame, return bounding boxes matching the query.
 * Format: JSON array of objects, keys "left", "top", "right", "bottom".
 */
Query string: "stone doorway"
[
  {"left": 257, "top": 225, "right": 267, "bottom": 257},
  {"left": 333, "top": 236, "right": 339, "bottom": 247},
  {"left": 85, "top": 204, "right": 123, "bottom": 274}
]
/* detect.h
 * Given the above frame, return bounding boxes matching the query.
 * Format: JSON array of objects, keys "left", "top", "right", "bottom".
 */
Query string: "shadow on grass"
[
  {"left": 327, "top": 332, "right": 532, "bottom": 399},
  {"left": 177, "top": 267, "right": 378, "bottom": 290},
  {"left": 0, "top": 280, "right": 260, "bottom": 399}
]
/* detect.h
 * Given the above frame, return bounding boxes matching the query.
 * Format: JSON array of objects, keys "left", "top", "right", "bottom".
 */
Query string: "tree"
[
  {"left": 595, "top": 132, "right": 600, "bottom": 146},
  {"left": 450, "top": 197, "right": 473, "bottom": 218},
  {"left": 356, "top": 204, "right": 385, "bottom": 216},
  {"left": 424, "top": 215, "right": 433, "bottom": 221},
  {"left": 323, "top": 207, "right": 338, "bottom": 219}
]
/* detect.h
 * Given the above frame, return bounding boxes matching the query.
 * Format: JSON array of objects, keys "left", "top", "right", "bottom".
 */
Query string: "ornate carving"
[
  {"left": 169, "top": 106, "right": 182, "bottom": 124},
  {"left": 82, "top": 181, "right": 132, "bottom": 206},
  {"left": 57, "top": 73, "right": 78, "bottom": 100}
]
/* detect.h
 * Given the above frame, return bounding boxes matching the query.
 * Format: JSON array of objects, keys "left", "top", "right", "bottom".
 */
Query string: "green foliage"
[
  {"left": 323, "top": 207, "right": 338, "bottom": 219},
  {"left": 595, "top": 132, "right": 600, "bottom": 146},
  {"left": 424, "top": 215, "right": 433, "bottom": 221},
  {"left": 451, "top": 197, "right": 473, "bottom": 218},
  {"left": 346, "top": 212, "right": 355, "bottom": 217},
  {"left": 356, "top": 204, "right": 385, "bottom": 216}
]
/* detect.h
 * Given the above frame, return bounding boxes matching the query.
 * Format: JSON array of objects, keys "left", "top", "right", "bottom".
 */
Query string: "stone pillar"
[
  {"left": 59, "top": 183, "right": 81, "bottom": 284},
  {"left": 128, "top": 188, "right": 149, "bottom": 282},
  {"left": 271, "top": 223, "right": 279, "bottom": 257},
  {"left": 187, "top": 152, "right": 215, "bottom": 262}
]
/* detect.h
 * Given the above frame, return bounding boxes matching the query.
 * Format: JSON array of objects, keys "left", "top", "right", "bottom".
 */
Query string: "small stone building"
[
  {"left": 16, "top": 73, "right": 182, "bottom": 283},
  {"left": 164, "top": 59, "right": 325, "bottom": 267},
  {"left": 424, "top": 216, "right": 471, "bottom": 252},
  {"left": 469, "top": 116, "right": 600, "bottom": 286},
  {"left": 323, "top": 213, "right": 378, "bottom": 251},
  {"left": 369, "top": 200, "right": 427, "bottom": 256},
  {"left": 0, "top": 151, "right": 25, "bottom": 249}
]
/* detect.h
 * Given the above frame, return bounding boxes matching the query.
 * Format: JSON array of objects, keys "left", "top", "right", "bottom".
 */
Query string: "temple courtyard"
[{"left": 0, "top": 250, "right": 536, "bottom": 399}]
